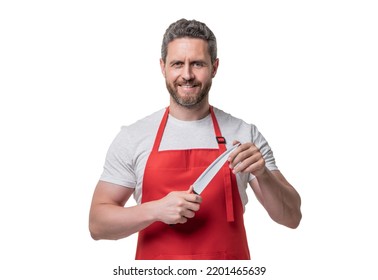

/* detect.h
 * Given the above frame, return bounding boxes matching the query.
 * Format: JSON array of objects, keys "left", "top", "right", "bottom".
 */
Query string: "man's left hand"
[{"left": 228, "top": 140, "right": 266, "bottom": 177}]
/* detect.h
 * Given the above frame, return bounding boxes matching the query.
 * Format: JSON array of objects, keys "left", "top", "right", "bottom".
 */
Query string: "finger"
[
  {"left": 232, "top": 152, "right": 260, "bottom": 173},
  {"left": 177, "top": 216, "right": 188, "bottom": 224},
  {"left": 228, "top": 140, "right": 243, "bottom": 164},
  {"left": 234, "top": 156, "right": 265, "bottom": 175},
  {"left": 181, "top": 209, "right": 196, "bottom": 219},
  {"left": 243, "top": 158, "right": 266, "bottom": 176},
  {"left": 179, "top": 198, "right": 201, "bottom": 216},
  {"left": 169, "top": 210, "right": 192, "bottom": 225},
  {"left": 185, "top": 187, "right": 202, "bottom": 203},
  {"left": 229, "top": 144, "right": 254, "bottom": 169},
  {"left": 234, "top": 147, "right": 254, "bottom": 164},
  {"left": 186, "top": 201, "right": 201, "bottom": 212},
  {"left": 173, "top": 195, "right": 200, "bottom": 212}
]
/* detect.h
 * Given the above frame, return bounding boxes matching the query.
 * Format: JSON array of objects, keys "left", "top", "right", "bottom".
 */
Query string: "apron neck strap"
[
  {"left": 209, "top": 106, "right": 226, "bottom": 151},
  {"left": 151, "top": 107, "right": 170, "bottom": 152}
]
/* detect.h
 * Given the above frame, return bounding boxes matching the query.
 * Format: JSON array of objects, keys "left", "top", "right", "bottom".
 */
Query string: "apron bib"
[{"left": 135, "top": 106, "right": 250, "bottom": 260}]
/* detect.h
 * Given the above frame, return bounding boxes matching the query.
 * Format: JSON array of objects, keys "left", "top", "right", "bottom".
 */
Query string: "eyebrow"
[
  {"left": 169, "top": 60, "right": 183, "bottom": 66},
  {"left": 169, "top": 59, "right": 208, "bottom": 66}
]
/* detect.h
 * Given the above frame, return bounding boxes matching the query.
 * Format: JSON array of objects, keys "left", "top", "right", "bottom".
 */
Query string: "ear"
[
  {"left": 160, "top": 58, "right": 166, "bottom": 77},
  {"left": 211, "top": 58, "right": 219, "bottom": 78}
]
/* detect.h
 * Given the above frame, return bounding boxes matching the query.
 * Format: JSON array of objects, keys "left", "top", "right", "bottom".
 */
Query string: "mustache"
[{"left": 176, "top": 80, "right": 200, "bottom": 86}]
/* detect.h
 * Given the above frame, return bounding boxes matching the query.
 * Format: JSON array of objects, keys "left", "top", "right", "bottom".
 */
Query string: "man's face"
[{"left": 160, "top": 38, "right": 219, "bottom": 108}]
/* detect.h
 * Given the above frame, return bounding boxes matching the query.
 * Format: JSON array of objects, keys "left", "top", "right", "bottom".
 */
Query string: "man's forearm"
[
  {"left": 89, "top": 202, "right": 157, "bottom": 240},
  {"left": 89, "top": 188, "right": 202, "bottom": 240},
  {"left": 256, "top": 169, "right": 302, "bottom": 228}
]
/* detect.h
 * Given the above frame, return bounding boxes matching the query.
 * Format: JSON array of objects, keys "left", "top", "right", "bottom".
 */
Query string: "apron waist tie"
[
  {"left": 211, "top": 106, "right": 235, "bottom": 223},
  {"left": 223, "top": 164, "right": 235, "bottom": 222}
]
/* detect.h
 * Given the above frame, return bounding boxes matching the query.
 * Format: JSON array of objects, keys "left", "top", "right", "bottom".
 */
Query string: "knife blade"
[{"left": 192, "top": 143, "right": 240, "bottom": 195}]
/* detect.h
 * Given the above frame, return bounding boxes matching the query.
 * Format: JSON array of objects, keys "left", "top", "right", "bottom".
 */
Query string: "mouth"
[
  {"left": 178, "top": 83, "right": 199, "bottom": 91},
  {"left": 179, "top": 83, "right": 198, "bottom": 88},
  {"left": 179, "top": 85, "right": 197, "bottom": 89},
  {"left": 178, "top": 84, "right": 199, "bottom": 95}
]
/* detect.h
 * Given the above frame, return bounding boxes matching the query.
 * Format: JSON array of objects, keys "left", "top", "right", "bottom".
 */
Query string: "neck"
[{"left": 169, "top": 98, "right": 210, "bottom": 121}]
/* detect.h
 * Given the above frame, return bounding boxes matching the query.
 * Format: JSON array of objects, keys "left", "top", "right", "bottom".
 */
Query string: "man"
[{"left": 89, "top": 18, "right": 301, "bottom": 260}]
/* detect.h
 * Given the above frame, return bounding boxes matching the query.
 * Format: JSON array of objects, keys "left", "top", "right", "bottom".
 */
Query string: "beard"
[{"left": 166, "top": 79, "right": 212, "bottom": 108}]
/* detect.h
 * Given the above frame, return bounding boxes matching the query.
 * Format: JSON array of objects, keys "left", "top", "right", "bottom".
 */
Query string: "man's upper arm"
[{"left": 91, "top": 180, "right": 134, "bottom": 207}]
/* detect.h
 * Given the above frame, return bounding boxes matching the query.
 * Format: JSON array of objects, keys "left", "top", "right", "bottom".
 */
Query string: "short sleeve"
[
  {"left": 99, "top": 127, "right": 137, "bottom": 188},
  {"left": 248, "top": 124, "right": 279, "bottom": 181}
]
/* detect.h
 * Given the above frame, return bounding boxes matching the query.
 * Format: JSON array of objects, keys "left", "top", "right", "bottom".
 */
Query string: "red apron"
[{"left": 135, "top": 106, "right": 250, "bottom": 260}]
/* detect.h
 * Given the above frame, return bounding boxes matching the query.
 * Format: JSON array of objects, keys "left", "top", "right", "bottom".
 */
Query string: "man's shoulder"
[
  {"left": 111, "top": 108, "right": 164, "bottom": 149},
  {"left": 212, "top": 106, "right": 265, "bottom": 144},
  {"left": 213, "top": 106, "right": 253, "bottom": 128},
  {"left": 121, "top": 108, "right": 165, "bottom": 133}
]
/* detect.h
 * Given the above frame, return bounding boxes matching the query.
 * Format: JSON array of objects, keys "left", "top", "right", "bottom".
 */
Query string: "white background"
[{"left": 1, "top": 0, "right": 377, "bottom": 279}]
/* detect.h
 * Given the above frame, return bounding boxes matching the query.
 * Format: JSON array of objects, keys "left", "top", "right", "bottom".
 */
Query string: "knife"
[{"left": 192, "top": 143, "right": 240, "bottom": 195}]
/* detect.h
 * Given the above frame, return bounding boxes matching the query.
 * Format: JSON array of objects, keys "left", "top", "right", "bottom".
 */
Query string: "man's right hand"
[
  {"left": 89, "top": 182, "right": 203, "bottom": 240},
  {"left": 155, "top": 186, "right": 202, "bottom": 224}
]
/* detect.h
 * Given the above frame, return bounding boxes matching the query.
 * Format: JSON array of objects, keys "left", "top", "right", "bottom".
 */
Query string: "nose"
[{"left": 181, "top": 64, "right": 194, "bottom": 81}]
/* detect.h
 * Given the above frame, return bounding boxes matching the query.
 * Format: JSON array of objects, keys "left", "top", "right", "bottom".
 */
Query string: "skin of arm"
[
  {"left": 89, "top": 181, "right": 202, "bottom": 240},
  {"left": 249, "top": 170, "right": 302, "bottom": 228},
  {"left": 228, "top": 141, "right": 302, "bottom": 229}
]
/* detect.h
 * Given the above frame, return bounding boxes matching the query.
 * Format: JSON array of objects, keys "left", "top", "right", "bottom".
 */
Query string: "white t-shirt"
[{"left": 100, "top": 107, "right": 278, "bottom": 210}]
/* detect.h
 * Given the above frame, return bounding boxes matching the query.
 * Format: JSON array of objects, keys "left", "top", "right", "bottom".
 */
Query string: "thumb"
[
  {"left": 232, "top": 140, "right": 241, "bottom": 145},
  {"left": 187, "top": 185, "right": 194, "bottom": 194}
]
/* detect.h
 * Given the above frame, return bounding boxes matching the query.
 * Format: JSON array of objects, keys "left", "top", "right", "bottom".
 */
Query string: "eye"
[
  {"left": 193, "top": 62, "right": 204, "bottom": 68},
  {"left": 172, "top": 62, "right": 183, "bottom": 68}
]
